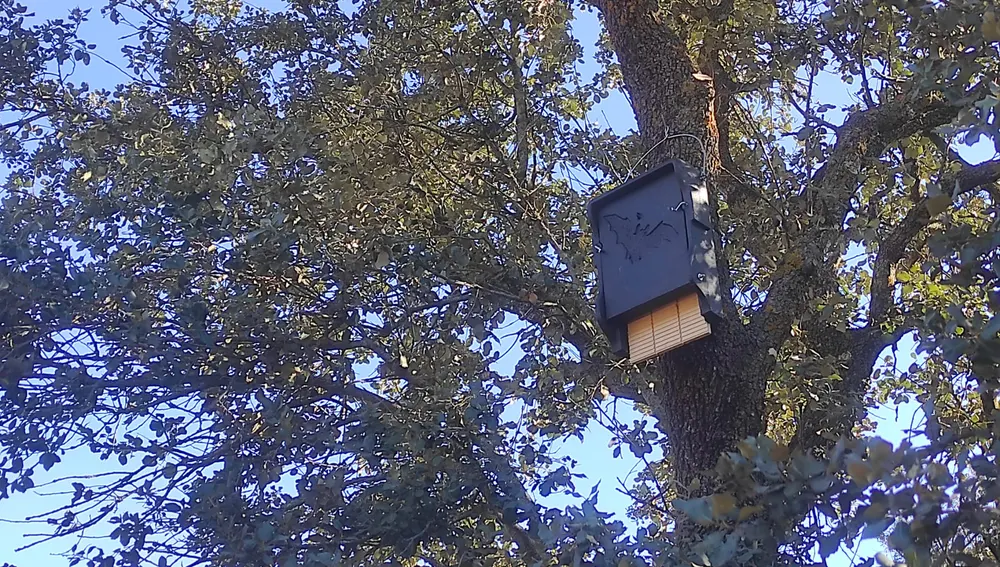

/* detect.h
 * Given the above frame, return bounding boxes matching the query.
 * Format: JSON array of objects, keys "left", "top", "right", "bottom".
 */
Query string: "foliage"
[{"left": 1, "top": 0, "right": 1000, "bottom": 566}]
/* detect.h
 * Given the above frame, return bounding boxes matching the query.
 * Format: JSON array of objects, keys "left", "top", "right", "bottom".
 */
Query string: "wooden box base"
[{"left": 627, "top": 292, "right": 711, "bottom": 363}]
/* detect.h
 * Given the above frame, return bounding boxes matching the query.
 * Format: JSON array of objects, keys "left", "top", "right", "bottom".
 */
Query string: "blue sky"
[{"left": 0, "top": 1, "right": 983, "bottom": 565}]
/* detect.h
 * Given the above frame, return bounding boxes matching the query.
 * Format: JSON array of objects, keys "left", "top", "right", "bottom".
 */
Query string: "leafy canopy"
[{"left": 2, "top": 0, "right": 1000, "bottom": 566}]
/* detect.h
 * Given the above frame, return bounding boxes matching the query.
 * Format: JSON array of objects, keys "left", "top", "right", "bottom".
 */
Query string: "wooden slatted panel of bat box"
[{"left": 627, "top": 291, "right": 711, "bottom": 363}]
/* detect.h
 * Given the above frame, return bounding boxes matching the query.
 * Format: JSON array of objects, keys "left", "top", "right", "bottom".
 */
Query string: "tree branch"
[
  {"left": 809, "top": 97, "right": 961, "bottom": 228},
  {"left": 791, "top": 324, "right": 902, "bottom": 454},
  {"left": 870, "top": 158, "right": 1000, "bottom": 323},
  {"left": 794, "top": 152, "right": 1000, "bottom": 458},
  {"left": 753, "top": 96, "right": 964, "bottom": 354}
]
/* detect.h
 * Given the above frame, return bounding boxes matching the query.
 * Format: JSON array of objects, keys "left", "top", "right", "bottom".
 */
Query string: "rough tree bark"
[
  {"left": 593, "top": 0, "right": 770, "bottom": 487},
  {"left": 589, "top": 0, "right": 1000, "bottom": 488}
]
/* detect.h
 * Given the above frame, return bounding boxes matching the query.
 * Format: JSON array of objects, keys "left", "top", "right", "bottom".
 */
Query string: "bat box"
[{"left": 587, "top": 160, "right": 724, "bottom": 362}]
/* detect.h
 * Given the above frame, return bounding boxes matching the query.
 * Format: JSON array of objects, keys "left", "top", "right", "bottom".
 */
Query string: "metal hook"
[{"left": 672, "top": 201, "right": 686, "bottom": 212}]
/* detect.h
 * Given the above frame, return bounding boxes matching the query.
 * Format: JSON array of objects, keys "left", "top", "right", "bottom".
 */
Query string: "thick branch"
[
  {"left": 753, "top": 97, "right": 963, "bottom": 354},
  {"left": 749, "top": 97, "right": 973, "bottom": 458},
  {"left": 870, "top": 158, "right": 1000, "bottom": 322},
  {"left": 791, "top": 325, "right": 894, "bottom": 453},
  {"left": 790, "top": 152, "right": 1000, "bottom": 454},
  {"left": 809, "top": 97, "right": 961, "bottom": 230}
]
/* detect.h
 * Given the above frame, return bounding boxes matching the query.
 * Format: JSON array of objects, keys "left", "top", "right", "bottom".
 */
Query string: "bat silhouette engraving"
[{"left": 602, "top": 212, "right": 678, "bottom": 262}]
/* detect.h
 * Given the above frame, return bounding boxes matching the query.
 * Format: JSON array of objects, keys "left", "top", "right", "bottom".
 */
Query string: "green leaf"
[
  {"left": 819, "top": 533, "right": 841, "bottom": 559},
  {"left": 982, "top": 315, "right": 1000, "bottom": 339},
  {"left": 256, "top": 523, "right": 275, "bottom": 541},
  {"left": 887, "top": 521, "right": 914, "bottom": 551},
  {"left": 673, "top": 498, "right": 713, "bottom": 526},
  {"left": 984, "top": 8, "right": 1000, "bottom": 41},
  {"left": 925, "top": 194, "right": 952, "bottom": 216},
  {"left": 862, "top": 517, "right": 893, "bottom": 540},
  {"left": 39, "top": 453, "right": 60, "bottom": 471}
]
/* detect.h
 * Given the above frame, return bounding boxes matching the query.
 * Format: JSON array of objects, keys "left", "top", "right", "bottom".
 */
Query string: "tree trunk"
[
  {"left": 652, "top": 324, "right": 768, "bottom": 487},
  {"left": 595, "top": 0, "right": 769, "bottom": 488},
  {"left": 597, "top": 0, "right": 719, "bottom": 171}
]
